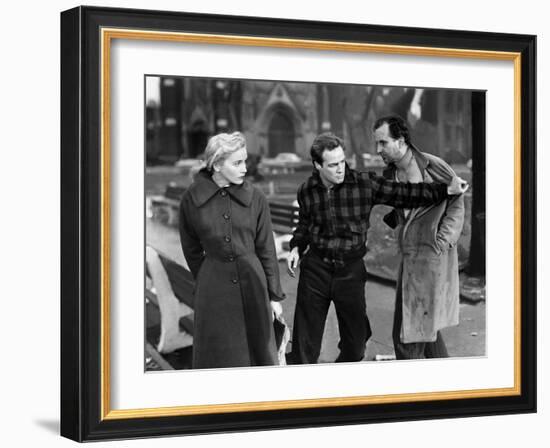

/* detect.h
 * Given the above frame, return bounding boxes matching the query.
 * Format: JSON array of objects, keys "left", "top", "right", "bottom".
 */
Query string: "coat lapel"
[
  {"left": 189, "top": 170, "right": 253, "bottom": 208},
  {"left": 404, "top": 148, "right": 435, "bottom": 223},
  {"left": 397, "top": 148, "right": 432, "bottom": 239},
  {"left": 227, "top": 182, "right": 253, "bottom": 207},
  {"left": 383, "top": 165, "right": 406, "bottom": 223}
]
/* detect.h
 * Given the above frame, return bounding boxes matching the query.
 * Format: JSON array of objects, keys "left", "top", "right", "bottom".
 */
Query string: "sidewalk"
[{"left": 146, "top": 218, "right": 486, "bottom": 370}]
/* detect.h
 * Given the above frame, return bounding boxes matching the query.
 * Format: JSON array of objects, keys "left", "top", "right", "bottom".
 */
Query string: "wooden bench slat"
[
  {"left": 268, "top": 202, "right": 295, "bottom": 208},
  {"left": 146, "top": 287, "right": 195, "bottom": 335},
  {"left": 145, "top": 342, "right": 175, "bottom": 370},
  {"left": 179, "top": 315, "right": 194, "bottom": 334},
  {"left": 271, "top": 224, "right": 298, "bottom": 230},
  {"left": 270, "top": 209, "right": 298, "bottom": 218},
  {"left": 271, "top": 215, "right": 298, "bottom": 222},
  {"left": 164, "top": 185, "right": 186, "bottom": 202},
  {"left": 272, "top": 223, "right": 297, "bottom": 233},
  {"left": 269, "top": 203, "right": 298, "bottom": 211},
  {"left": 145, "top": 288, "right": 159, "bottom": 307},
  {"left": 158, "top": 255, "right": 195, "bottom": 308},
  {"left": 268, "top": 203, "right": 299, "bottom": 236},
  {"left": 151, "top": 197, "right": 179, "bottom": 206},
  {"left": 271, "top": 223, "right": 297, "bottom": 231},
  {"left": 271, "top": 219, "right": 298, "bottom": 228}
]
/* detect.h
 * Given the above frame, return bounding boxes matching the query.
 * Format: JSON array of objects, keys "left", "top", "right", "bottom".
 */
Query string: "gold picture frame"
[{"left": 61, "top": 5, "right": 536, "bottom": 441}]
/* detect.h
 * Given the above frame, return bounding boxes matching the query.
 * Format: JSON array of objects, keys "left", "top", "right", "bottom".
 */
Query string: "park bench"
[
  {"left": 164, "top": 184, "right": 187, "bottom": 202},
  {"left": 145, "top": 246, "right": 194, "bottom": 356},
  {"left": 268, "top": 202, "right": 299, "bottom": 260},
  {"left": 148, "top": 184, "right": 186, "bottom": 226}
]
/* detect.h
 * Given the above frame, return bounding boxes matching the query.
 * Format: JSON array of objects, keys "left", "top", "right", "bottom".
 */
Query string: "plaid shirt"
[{"left": 289, "top": 164, "right": 448, "bottom": 262}]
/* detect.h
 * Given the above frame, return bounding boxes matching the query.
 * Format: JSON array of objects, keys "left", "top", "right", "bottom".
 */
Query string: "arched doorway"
[
  {"left": 268, "top": 110, "right": 295, "bottom": 157},
  {"left": 188, "top": 121, "right": 208, "bottom": 158}
]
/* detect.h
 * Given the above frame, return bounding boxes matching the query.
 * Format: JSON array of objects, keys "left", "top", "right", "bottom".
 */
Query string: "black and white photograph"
[{"left": 144, "top": 76, "right": 486, "bottom": 371}]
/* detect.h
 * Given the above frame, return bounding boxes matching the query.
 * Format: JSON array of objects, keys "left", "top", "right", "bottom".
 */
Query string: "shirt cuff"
[
  {"left": 289, "top": 238, "right": 308, "bottom": 256},
  {"left": 268, "top": 288, "right": 286, "bottom": 302}
]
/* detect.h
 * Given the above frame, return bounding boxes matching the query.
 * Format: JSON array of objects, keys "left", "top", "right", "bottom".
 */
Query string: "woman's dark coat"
[{"left": 179, "top": 171, "right": 285, "bottom": 369}]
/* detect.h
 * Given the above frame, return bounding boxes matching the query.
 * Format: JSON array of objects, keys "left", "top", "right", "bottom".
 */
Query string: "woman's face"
[{"left": 215, "top": 148, "right": 248, "bottom": 185}]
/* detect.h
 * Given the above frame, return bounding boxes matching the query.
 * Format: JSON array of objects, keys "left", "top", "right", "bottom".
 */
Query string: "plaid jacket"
[{"left": 289, "top": 164, "right": 448, "bottom": 261}]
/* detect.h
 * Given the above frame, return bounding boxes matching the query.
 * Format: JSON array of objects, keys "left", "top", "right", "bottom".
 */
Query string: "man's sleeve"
[
  {"left": 430, "top": 158, "right": 466, "bottom": 250},
  {"left": 369, "top": 172, "right": 448, "bottom": 208},
  {"left": 380, "top": 167, "right": 399, "bottom": 229},
  {"left": 288, "top": 186, "right": 311, "bottom": 255},
  {"left": 436, "top": 193, "right": 465, "bottom": 251}
]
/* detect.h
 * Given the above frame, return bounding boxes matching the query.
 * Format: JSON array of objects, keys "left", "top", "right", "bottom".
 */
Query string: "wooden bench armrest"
[{"left": 146, "top": 246, "right": 194, "bottom": 354}]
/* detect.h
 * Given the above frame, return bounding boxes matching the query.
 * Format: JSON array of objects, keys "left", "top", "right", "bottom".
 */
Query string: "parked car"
[
  {"left": 272, "top": 152, "right": 302, "bottom": 163},
  {"left": 346, "top": 153, "right": 385, "bottom": 169},
  {"left": 175, "top": 158, "right": 203, "bottom": 168},
  {"left": 361, "top": 153, "right": 385, "bottom": 167},
  {"left": 259, "top": 152, "right": 307, "bottom": 174}
]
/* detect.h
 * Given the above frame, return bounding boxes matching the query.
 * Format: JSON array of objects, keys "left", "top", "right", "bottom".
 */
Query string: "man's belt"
[{"left": 308, "top": 245, "right": 366, "bottom": 266}]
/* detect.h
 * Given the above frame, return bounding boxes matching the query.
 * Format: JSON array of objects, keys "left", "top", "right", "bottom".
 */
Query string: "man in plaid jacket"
[{"left": 286, "top": 132, "right": 467, "bottom": 364}]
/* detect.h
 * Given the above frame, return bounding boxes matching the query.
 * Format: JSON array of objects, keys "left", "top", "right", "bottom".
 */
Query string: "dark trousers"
[
  {"left": 289, "top": 252, "right": 371, "bottom": 364},
  {"left": 392, "top": 269, "right": 448, "bottom": 359}
]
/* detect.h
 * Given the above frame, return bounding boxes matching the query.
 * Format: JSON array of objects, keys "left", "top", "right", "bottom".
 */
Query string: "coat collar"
[
  {"left": 306, "top": 163, "right": 357, "bottom": 189},
  {"left": 382, "top": 145, "right": 429, "bottom": 179},
  {"left": 188, "top": 169, "right": 254, "bottom": 207}
]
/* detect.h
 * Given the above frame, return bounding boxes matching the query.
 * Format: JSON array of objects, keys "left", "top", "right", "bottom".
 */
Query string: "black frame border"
[{"left": 60, "top": 5, "right": 536, "bottom": 442}]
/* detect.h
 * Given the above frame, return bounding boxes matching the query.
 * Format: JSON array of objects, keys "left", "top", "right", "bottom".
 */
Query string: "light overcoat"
[{"left": 383, "top": 150, "right": 465, "bottom": 343}]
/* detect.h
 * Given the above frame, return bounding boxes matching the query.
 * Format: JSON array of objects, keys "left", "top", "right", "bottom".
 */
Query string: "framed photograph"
[{"left": 61, "top": 5, "right": 536, "bottom": 442}]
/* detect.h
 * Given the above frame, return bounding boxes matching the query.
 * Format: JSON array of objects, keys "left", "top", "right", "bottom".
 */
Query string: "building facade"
[{"left": 146, "top": 76, "right": 474, "bottom": 165}]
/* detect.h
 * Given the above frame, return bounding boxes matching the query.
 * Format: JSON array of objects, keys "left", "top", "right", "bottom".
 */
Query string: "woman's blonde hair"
[{"left": 204, "top": 132, "right": 247, "bottom": 172}]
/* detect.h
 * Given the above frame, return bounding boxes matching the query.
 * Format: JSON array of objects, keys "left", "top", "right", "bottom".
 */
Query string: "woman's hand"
[{"left": 270, "top": 300, "right": 283, "bottom": 319}]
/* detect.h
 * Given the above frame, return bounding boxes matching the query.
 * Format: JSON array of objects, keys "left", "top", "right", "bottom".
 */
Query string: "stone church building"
[{"left": 146, "top": 76, "right": 475, "bottom": 166}]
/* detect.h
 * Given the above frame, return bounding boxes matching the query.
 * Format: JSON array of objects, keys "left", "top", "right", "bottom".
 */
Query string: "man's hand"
[
  {"left": 287, "top": 247, "right": 300, "bottom": 277},
  {"left": 447, "top": 176, "right": 469, "bottom": 195},
  {"left": 270, "top": 300, "right": 283, "bottom": 320}
]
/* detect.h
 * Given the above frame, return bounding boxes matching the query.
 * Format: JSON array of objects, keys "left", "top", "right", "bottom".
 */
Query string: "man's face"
[
  {"left": 374, "top": 123, "right": 407, "bottom": 165},
  {"left": 314, "top": 146, "right": 346, "bottom": 187}
]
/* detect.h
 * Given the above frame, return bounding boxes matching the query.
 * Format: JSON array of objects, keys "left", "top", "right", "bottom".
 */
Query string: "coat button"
[
  {"left": 223, "top": 213, "right": 230, "bottom": 220},
  {"left": 231, "top": 278, "right": 238, "bottom": 284},
  {"left": 220, "top": 190, "right": 227, "bottom": 197},
  {"left": 228, "top": 255, "right": 235, "bottom": 262},
  {"left": 224, "top": 235, "right": 231, "bottom": 242}
]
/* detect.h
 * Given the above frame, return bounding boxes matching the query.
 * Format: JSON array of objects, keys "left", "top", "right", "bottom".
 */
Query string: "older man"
[
  {"left": 286, "top": 132, "right": 468, "bottom": 364},
  {"left": 374, "top": 115, "right": 465, "bottom": 359}
]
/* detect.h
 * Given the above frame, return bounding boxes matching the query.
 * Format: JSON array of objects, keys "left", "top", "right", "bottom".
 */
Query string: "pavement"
[{"left": 145, "top": 218, "right": 486, "bottom": 370}]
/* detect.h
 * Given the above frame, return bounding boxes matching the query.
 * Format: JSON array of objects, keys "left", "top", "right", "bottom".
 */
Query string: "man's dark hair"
[
  {"left": 310, "top": 132, "right": 345, "bottom": 165},
  {"left": 373, "top": 115, "right": 411, "bottom": 146}
]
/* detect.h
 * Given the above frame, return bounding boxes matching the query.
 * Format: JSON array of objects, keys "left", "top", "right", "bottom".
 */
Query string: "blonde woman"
[{"left": 179, "top": 132, "right": 285, "bottom": 368}]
